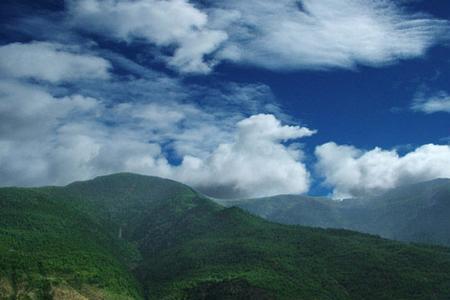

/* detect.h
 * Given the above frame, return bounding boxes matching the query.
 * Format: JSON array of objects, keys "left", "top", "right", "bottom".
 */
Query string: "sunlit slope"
[
  {"left": 0, "top": 187, "right": 142, "bottom": 299},
  {"left": 1, "top": 173, "right": 450, "bottom": 299}
]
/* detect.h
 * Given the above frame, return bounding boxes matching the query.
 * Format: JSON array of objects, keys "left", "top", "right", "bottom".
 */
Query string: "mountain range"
[
  {"left": 218, "top": 178, "right": 450, "bottom": 247},
  {"left": 1, "top": 173, "right": 450, "bottom": 299}
]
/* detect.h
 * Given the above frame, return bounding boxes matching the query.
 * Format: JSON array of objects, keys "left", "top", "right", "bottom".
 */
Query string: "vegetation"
[
  {"left": 221, "top": 179, "right": 450, "bottom": 247},
  {"left": 1, "top": 173, "right": 450, "bottom": 299},
  {"left": 0, "top": 187, "right": 142, "bottom": 299}
]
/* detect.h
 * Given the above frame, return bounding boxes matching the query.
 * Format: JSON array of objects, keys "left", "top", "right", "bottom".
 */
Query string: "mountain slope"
[
  {"left": 220, "top": 179, "right": 450, "bottom": 247},
  {"left": 216, "top": 195, "right": 344, "bottom": 227},
  {"left": 1, "top": 174, "right": 450, "bottom": 299},
  {"left": 349, "top": 179, "right": 450, "bottom": 245},
  {"left": 0, "top": 187, "right": 142, "bottom": 299}
]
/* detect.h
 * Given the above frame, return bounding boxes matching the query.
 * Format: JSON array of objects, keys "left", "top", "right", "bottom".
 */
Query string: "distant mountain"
[
  {"left": 2, "top": 173, "right": 450, "bottom": 299},
  {"left": 218, "top": 179, "right": 450, "bottom": 247}
]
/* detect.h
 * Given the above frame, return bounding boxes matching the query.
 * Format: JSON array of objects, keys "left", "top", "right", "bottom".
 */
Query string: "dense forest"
[{"left": 1, "top": 173, "right": 450, "bottom": 299}]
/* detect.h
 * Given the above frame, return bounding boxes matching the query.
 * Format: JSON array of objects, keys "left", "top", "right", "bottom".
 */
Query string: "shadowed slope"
[{"left": 220, "top": 179, "right": 450, "bottom": 247}]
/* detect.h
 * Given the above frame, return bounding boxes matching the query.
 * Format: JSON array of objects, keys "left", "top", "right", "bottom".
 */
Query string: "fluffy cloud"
[
  {"left": 412, "top": 91, "right": 450, "bottom": 113},
  {"left": 0, "top": 41, "right": 111, "bottom": 82},
  {"left": 174, "top": 114, "right": 316, "bottom": 198},
  {"left": 214, "top": 0, "right": 449, "bottom": 70},
  {"left": 0, "top": 75, "right": 312, "bottom": 198},
  {"left": 0, "top": 79, "right": 176, "bottom": 187},
  {"left": 0, "top": 80, "right": 99, "bottom": 140},
  {"left": 67, "top": 0, "right": 227, "bottom": 73},
  {"left": 315, "top": 142, "right": 450, "bottom": 199}
]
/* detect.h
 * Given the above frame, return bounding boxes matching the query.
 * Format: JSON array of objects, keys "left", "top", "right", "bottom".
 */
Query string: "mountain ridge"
[
  {"left": 2, "top": 173, "right": 450, "bottom": 299},
  {"left": 220, "top": 177, "right": 450, "bottom": 247}
]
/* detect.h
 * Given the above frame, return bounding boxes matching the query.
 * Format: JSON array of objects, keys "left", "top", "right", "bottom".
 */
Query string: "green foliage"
[
  {"left": 0, "top": 187, "right": 142, "bottom": 299},
  {"left": 1, "top": 173, "right": 450, "bottom": 299}
]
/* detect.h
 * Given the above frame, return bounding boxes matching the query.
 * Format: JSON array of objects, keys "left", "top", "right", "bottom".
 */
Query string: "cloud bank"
[
  {"left": 0, "top": 80, "right": 314, "bottom": 197},
  {"left": 0, "top": 40, "right": 314, "bottom": 198},
  {"left": 315, "top": 142, "right": 450, "bottom": 199}
]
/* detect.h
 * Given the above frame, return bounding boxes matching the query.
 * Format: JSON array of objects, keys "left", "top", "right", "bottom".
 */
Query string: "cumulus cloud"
[
  {"left": 0, "top": 79, "right": 178, "bottom": 187},
  {"left": 0, "top": 80, "right": 99, "bottom": 140},
  {"left": 412, "top": 91, "right": 450, "bottom": 113},
  {"left": 0, "top": 41, "right": 111, "bottom": 82},
  {"left": 174, "top": 114, "right": 316, "bottom": 198},
  {"left": 214, "top": 0, "right": 449, "bottom": 70},
  {"left": 0, "top": 73, "right": 313, "bottom": 198},
  {"left": 67, "top": 0, "right": 227, "bottom": 73},
  {"left": 315, "top": 142, "right": 450, "bottom": 199}
]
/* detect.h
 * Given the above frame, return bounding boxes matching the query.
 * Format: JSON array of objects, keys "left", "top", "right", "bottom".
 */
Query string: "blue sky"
[{"left": 0, "top": 0, "right": 449, "bottom": 199}]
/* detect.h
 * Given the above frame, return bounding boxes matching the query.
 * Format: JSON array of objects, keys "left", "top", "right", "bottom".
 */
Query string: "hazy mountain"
[
  {"left": 2, "top": 173, "right": 450, "bottom": 299},
  {"left": 219, "top": 179, "right": 450, "bottom": 246}
]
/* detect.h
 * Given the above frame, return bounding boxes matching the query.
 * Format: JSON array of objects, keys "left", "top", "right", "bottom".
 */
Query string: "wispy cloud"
[
  {"left": 214, "top": 0, "right": 450, "bottom": 71},
  {"left": 60, "top": 0, "right": 450, "bottom": 73},
  {"left": 67, "top": 0, "right": 227, "bottom": 73},
  {"left": 412, "top": 91, "right": 450, "bottom": 113}
]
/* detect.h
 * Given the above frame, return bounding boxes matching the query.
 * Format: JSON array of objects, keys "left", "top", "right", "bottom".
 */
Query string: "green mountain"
[
  {"left": 218, "top": 179, "right": 450, "bottom": 247},
  {"left": 2, "top": 173, "right": 450, "bottom": 299}
]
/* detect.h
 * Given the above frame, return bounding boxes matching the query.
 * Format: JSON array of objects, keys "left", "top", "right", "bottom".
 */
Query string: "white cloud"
[
  {"left": 65, "top": 0, "right": 449, "bottom": 73},
  {"left": 315, "top": 142, "right": 450, "bottom": 199},
  {"left": 0, "top": 80, "right": 173, "bottom": 187},
  {"left": 65, "top": 71, "right": 285, "bottom": 159},
  {"left": 214, "top": 0, "right": 449, "bottom": 70},
  {"left": 174, "top": 114, "right": 315, "bottom": 198},
  {"left": 0, "top": 77, "right": 312, "bottom": 198},
  {"left": 0, "top": 80, "right": 99, "bottom": 140},
  {"left": 67, "top": 0, "right": 227, "bottom": 73},
  {"left": 0, "top": 80, "right": 110, "bottom": 186},
  {"left": 412, "top": 91, "right": 450, "bottom": 113},
  {"left": 0, "top": 41, "right": 111, "bottom": 82}
]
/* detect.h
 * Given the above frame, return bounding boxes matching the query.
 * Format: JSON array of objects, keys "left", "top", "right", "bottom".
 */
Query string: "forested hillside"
[
  {"left": 1, "top": 174, "right": 450, "bottom": 299},
  {"left": 220, "top": 179, "right": 450, "bottom": 246}
]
